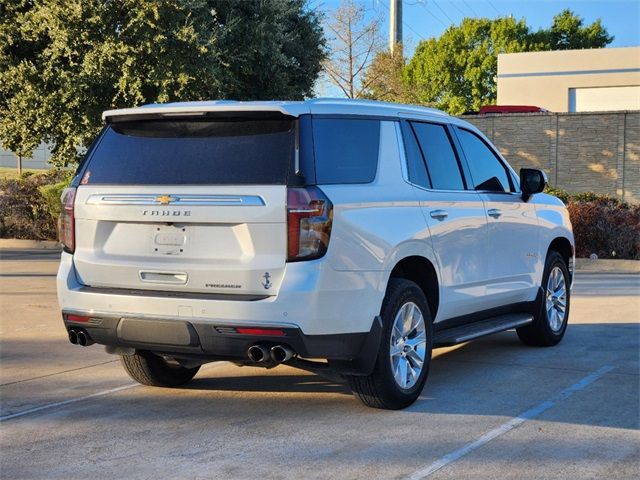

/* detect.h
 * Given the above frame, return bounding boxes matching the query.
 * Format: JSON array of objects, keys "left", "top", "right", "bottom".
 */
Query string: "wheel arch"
[
  {"left": 387, "top": 255, "right": 440, "bottom": 321},
  {"left": 548, "top": 236, "right": 573, "bottom": 261},
  {"left": 547, "top": 236, "right": 574, "bottom": 282}
]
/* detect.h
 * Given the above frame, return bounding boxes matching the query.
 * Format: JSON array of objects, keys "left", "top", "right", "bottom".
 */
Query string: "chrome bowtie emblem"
[
  {"left": 262, "top": 272, "right": 272, "bottom": 289},
  {"left": 155, "top": 195, "right": 176, "bottom": 205}
]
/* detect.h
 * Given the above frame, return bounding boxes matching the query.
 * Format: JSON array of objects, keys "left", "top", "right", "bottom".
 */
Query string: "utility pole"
[{"left": 389, "top": 0, "right": 402, "bottom": 55}]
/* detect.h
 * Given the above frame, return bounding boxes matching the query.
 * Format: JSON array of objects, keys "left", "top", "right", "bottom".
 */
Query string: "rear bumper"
[
  {"left": 57, "top": 252, "right": 385, "bottom": 373},
  {"left": 63, "top": 311, "right": 382, "bottom": 375},
  {"left": 63, "top": 310, "right": 367, "bottom": 358}
]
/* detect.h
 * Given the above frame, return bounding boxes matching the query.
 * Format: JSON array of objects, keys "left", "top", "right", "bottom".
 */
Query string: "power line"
[
  {"left": 432, "top": 1, "right": 456, "bottom": 25},
  {"left": 379, "top": 0, "right": 428, "bottom": 40},
  {"left": 486, "top": 0, "right": 502, "bottom": 16},
  {"left": 462, "top": 0, "right": 479, "bottom": 16},
  {"left": 447, "top": 0, "right": 469, "bottom": 18},
  {"left": 418, "top": 1, "right": 449, "bottom": 28}
]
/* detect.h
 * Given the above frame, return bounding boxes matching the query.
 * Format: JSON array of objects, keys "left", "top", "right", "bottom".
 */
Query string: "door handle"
[
  {"left": 487, "top": 208, "right": 502, "bottom": 219},
  {"left": 430, "top": 210, "right": 449, "bottom": 220}
]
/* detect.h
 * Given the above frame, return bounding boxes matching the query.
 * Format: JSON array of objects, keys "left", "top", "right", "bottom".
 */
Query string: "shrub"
[
  {"left": 38, "top": 171, "right": 74, "bottom": 222},
  {"left": 567, "top": 197, "right": 640, "bottom": 260},
  {"left": 544, "top": 186, "right": 571, "bottom": 204},
  {"left": 544, "top": 188, "right": 639, "bottom": 260},
  {"left": 571, "top": 191, "right": 606, "bottom": 203},
  {"left": 0, "top": 169, "right": 72, "bottom": 240}
]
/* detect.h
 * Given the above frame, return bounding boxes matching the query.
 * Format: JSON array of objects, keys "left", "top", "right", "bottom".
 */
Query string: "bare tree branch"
[
  {"left": 352, "top": 41, "right": 377, "bottom": 79},
  {"left": 324, "top": 68, "right": 353, "bottom": 97},
  {"left": 322, "top": 0, "right": 382, "bottom": 98}
]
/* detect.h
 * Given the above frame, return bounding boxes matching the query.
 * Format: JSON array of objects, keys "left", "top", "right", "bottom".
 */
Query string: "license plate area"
[{"left": 152, "top": 224, "right": 187, "bottom": 255}]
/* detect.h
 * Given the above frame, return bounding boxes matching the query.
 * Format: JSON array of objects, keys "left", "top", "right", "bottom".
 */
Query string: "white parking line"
[
  {"left": 406, "top": 365, "right": 615, "bottom": 480},
  {"left": 0, "top": 384, "right": 138, "bottom": 422},
  {"left": 0, "top": 361, "right": 231, "bottom": 422}
]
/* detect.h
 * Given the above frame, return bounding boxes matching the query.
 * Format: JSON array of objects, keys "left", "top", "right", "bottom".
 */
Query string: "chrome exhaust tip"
[
  {"left": 68, "top": 329, "right": 78, "bottom": 345},
  {"left": 247, "top": 344, "right": 270, "bottom": 363},
  {"left": 271, "top": 345, "right": 294, "bottom": 363},
  {"left": 76, "top": 330, "right": 94, "bottom": 347}
]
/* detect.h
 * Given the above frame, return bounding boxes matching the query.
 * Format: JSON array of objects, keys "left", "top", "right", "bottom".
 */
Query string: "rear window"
[
  {"left": 81, "top": 118, "right": 294, "bottom": 185},
  {"left": 311, "top": 118, "right": 380, "bottom": 184}
]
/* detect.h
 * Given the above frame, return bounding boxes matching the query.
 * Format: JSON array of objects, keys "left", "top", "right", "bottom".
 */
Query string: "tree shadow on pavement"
[
  {"left": 1, "top": 323, "right": 636, "bottom": 431},
  {"left": 176, "top": 322, "right": 638, "bottom": 429}
]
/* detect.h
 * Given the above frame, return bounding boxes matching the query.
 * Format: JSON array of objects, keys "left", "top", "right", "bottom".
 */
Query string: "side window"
[
  {"left": 411, "top": 122, "right": 465, "bottom": 190},
  {"left": 400, "top": 121, "right": 430, "bottom": 188},
  {"left": 312, "top": 118, "right": 380, "bottom": 184},
  {"left": 456, "top": 128, "right": 513, "bottom": 193}
]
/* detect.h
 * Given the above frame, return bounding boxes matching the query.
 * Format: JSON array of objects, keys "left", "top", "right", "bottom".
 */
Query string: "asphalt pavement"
[{"left": 0, "top": 249, "right": 638, "bottom": 479}]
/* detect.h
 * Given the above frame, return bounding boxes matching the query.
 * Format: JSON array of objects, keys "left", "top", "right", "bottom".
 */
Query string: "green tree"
[
  {"left": 533, "top": 9, "right": 614, "bottom": 50},
  {"left": 404, "top": 17, "right": 534, "bottom": 114},
  {"left": 0, "top": 0, "right": 325, "bottom": 167},
  {"left": 361, "top": 44, "right": 415, "bottom": 103},
  {"left": 215, "top": 1, "right": 326, "bottom": 100},
  {"left": 401, "top": 10, "right": 613, "bottom": 115}
]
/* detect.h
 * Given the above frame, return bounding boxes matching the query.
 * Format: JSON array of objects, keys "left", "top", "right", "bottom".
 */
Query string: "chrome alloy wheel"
[
  {"left": 390, "top": 302, "right": 427, "bottom": 389},
  {"left": 546, "top": 266, "right": 567, "bottom": 332}
]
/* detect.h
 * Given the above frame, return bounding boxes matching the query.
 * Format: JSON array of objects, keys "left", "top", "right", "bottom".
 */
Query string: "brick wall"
[{"left": 462, "top": 111, "right": 640, "bottom": 203}]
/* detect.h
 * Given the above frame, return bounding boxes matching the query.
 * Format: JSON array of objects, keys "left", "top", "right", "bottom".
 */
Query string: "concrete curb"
[
  {"left": 0, "top": 239, "right": 61, "bottom": 250},
  {"left": 575, "top": 258, "right": 639, "bottom": 274}
]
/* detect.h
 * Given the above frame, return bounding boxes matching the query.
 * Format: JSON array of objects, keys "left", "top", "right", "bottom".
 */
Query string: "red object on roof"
[{"left": 479, "top": 105, "right": 549, "bottom": 114}]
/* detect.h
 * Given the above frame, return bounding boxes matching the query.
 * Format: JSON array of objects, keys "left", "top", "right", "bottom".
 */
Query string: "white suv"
[{"left": 57, "top": 99, "right": 574, "bottom": 409}]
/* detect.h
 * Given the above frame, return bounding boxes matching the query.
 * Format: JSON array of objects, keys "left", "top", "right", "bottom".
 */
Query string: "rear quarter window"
[{"left": 311, "top": 118, "right": 380, "bottom": 184}]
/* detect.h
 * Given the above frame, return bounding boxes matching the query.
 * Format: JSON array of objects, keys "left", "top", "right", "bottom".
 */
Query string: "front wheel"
[
  {"left": 347, "top": 278, "right": 433, "bottom": 410},
  {"left": 517, "top": 251, "right": 571, "bottom": 346},
  {"left": 120, "top": 351, "right": 200, "bottom": 387}
]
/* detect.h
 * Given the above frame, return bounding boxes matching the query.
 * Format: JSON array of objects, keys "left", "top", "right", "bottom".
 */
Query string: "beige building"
[{"left": 497, "top": 46, "right": 640, "bottom": 112}]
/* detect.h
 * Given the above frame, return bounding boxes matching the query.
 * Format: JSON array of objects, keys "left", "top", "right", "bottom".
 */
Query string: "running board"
[{"left": 434, "top": 313, "right": 533, "bottom": 347}]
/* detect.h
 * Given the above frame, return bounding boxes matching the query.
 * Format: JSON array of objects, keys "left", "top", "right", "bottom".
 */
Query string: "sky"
[
  {"left": 319, "top": 0, "right": 640, "bottom": 56},
  {"left": 316, "top": 0, "right": 640, "bottom": 95}
]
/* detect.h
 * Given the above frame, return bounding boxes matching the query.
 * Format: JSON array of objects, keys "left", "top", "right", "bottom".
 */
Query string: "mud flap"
[{"left": 327, "top": 315, "right": 383, "bottom": 376}]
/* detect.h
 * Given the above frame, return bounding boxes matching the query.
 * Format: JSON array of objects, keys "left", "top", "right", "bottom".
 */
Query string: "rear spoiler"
[{"left": 102, "top": 103, "right": 310, "bottom": 123}]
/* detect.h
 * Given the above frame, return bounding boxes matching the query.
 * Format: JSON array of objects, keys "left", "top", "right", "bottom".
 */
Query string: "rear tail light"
[
  {"left": 235, "top": 328, "right": 286, "bottom": 336},
  {"left": 58, "top": 187, "right": 76, "bottom": 253},
  {"left": 287, "top": 186, "right": 333, "bottom": 262}
]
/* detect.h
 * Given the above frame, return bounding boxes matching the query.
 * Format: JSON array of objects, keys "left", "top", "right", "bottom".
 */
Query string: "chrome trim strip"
[{"left": 86, "top": 194, "right": 265, "bottom": 206}]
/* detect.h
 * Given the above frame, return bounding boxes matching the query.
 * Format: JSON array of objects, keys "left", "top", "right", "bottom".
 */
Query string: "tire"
[
  {"left": 517, "top": 251, "right": 570, "bottom": 347},
  {"left": 347, "top": 278, "right": 433, "bottom": 410},
  {"left": 120, "top": 350, "right": 200, "bottom": 387}
]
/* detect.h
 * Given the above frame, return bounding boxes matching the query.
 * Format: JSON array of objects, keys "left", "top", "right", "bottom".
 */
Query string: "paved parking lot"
[{"left": 1, "top": 249, "right": 638, "bottom": 479}]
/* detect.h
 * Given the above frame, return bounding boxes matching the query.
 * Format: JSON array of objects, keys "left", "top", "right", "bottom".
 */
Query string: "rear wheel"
[
  {"left": 120, "top": 351, "right": 200, "bottom": 387},
  {"left": 517, "top": 251, "right": 570, "bottom": 346},
  {"left": 348, "top": 279, "right": 433, "bottom": 410}
]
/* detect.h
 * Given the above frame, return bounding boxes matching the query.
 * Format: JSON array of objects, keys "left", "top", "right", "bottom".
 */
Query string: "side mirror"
[{"left": 520, "top": 168, "right": 547, "bottom": 201}]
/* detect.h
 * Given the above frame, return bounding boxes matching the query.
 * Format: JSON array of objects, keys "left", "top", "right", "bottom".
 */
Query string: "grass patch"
[{"left": 0, "top": 167, "right": 48, "bottom": 180}]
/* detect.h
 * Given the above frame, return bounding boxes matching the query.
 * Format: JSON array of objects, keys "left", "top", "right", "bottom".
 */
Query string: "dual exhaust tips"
[
  {"left": 247, "top": 344, "right": 294, "bottom": 365},
  {"left": 68, "top": 328, "right": 94, "bottom": 347}
]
